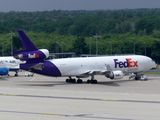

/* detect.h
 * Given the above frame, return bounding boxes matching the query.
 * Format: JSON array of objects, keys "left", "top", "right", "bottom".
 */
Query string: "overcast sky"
[{"left": 0, "top": 0, "right": 160, "bottom": 12}]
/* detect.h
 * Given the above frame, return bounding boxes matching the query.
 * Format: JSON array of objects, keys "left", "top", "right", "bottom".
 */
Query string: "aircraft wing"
[
  {"left": 78, "top": 70, "right": 108, "bottom": 76},
  {"left": 78, "top": 64, "right": 111, "bottom": 76}
]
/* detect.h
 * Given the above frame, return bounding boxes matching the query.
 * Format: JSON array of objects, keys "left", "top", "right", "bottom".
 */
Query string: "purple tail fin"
[
  {"left": 18, "top": 30, "right": 38, "bottom": 51},
  {"left": 13, "top": 30, "right": 38, "bottom": 55}
]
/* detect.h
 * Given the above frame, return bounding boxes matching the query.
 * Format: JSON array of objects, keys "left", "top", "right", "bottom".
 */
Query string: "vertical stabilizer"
[
  {"left": 13, "top": 30, "right": 49, "bottom": 62},
  {"left": 18, "top": 30, "right": 38, "bottom": 51},
  {"left": 13, "top": 30, "right": 38, "bottom": 55}
]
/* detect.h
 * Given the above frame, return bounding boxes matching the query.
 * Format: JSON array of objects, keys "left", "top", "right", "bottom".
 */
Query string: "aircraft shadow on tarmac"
[
  {"left": 18, "top": 81, "right": 65, "bottom": 87},
  {"left": 0, "top": 76, "right": 10, "bottom": 81},
  {"left": 96, "top": 79, "right": 138, "bottom": 86},
  {"left": 17, "top": 79, "right": 136, "bottom": 87}
]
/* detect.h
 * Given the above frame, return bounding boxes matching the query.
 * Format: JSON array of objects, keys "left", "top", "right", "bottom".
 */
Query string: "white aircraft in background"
[
  {"left": 13, "top": 30, "right": 156, "bottom": 83},
  {"left": 0, "top": 56, "right": 22, "bottom": 76}
]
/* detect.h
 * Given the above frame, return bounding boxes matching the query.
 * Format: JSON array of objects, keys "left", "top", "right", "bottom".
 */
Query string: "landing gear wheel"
[
  {"left": 135, "top": 76, "right": 140, "bottom": 80},
  {"left": 87, "top": 80, "right": 91, "bottom": 84},
  {"left": 87, "top": 79, "right": 97, "bottom": 84},
  {"left": 77, "top": 79, "right": 83, "bottom": 83},
  {"left": 66, "top": 79, "right": 69, "bottom": 83},
  {"left": 66, "top": 78, "right": 76, "bottom": 83},
  {"left": 71, "top": 79, "right": 76, "bottom": 83},
  {"left": 93, "top": 80, "right": 97, "bottom": 83},
  {"left": 15, "top": 73, "right": 18, "bottom": 77},
  {"left": 91, "top": 80, "right": 97, "bottom": 84}
]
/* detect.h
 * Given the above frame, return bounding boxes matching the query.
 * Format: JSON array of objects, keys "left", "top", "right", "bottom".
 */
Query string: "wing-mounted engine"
[
  {"left": 105, "top": 70, "right": 123, "bottom": 79},
  {"left": 14, "top": 49, "right": 49, "bottom": 61}
]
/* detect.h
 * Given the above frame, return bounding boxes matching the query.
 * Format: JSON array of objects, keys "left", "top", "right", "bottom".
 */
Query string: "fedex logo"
[
  {"left": 28, "top": 53, "right": 40, "bottom": 58},
  {"left": 114, "top": 58, "right": 138, "bottom": 68},
  {"left": 115, "top": 74, "right": 121, "bottom": 76}
]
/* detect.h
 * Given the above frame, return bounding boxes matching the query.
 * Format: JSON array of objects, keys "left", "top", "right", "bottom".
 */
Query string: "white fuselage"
[
  {"left": 0, "top": 56, "right": 22, "bottom": 69},
  {"left": 50, "top": 55, "right": 155, "bottom": 77}
]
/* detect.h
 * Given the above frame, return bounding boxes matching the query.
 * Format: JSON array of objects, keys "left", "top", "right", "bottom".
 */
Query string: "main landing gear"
[
  {"left": 7, "top": 71, "right": 18, "bottom": 77},
  {"left": 129, "top": 73, "right": 148, "bottom": 81},
  {"left": 66, "top": 74, "right": 98, "bottom": 84},
  {"left": 87, "top": 74, "right": 97, "bottom": 84},
  {"left": 66, "top": 77, "right": 83, "bottom": 83},
  {"left": 87, "top": 79, "right": 97, "bottom": 84},
  {"left": 15, "top": 71, "right": 18, "bottom": 77},
  {"left": 135, "top": 73, "right": 148, "bottom": 81}
]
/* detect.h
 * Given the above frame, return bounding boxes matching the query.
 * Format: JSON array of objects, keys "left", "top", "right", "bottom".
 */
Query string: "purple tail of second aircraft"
[
  {"left": 13, "top": 30, "right": 49, "bottom": 62},
  {"left": 13, "top": 30, "right": 38, "bottom": 56}
]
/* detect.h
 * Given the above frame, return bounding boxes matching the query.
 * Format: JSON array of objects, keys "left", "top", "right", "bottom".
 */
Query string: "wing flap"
[
  {"left": 79, "top": 70, "right": 107, "bottom": 76},
  {"left": 78, "top": 64, "right": 112, "bottom": 76}
]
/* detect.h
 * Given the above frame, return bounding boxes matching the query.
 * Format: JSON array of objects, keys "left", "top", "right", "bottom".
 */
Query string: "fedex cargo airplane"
[{"left": 13, "top": 30, "right": 156, "bottom": 83}]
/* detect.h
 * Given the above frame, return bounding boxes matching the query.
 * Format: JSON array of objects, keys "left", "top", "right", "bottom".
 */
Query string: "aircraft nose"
[
  {"left": 152, "top": 61, "right": 157, "bottom": 69},
  {"left": 149, "top": 58, "right": 156, "bottom": 69}
]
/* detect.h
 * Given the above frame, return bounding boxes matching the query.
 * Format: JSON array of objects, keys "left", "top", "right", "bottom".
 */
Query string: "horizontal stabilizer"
[
  {"left": 29, "top": 63, "right": 43, "bottom": 71},
  {"left": 13, "top": 49, "right": 28, "bottom": 56}
]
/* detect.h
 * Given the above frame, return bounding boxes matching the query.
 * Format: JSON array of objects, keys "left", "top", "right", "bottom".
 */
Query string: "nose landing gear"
[{"left": 129, "top": 73, "right": 148, "bottom": 81}]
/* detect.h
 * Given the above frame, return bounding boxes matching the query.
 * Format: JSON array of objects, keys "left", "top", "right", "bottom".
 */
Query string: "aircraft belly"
[
  {"left": 55, "top": 60, "right": 106, "bottom": 77},
  {"left": 20, "top": 61, "right": 62, "bottom": 77},
  {"left": 57, "top": 66, "right": 87, "bottom": 76},
  {"left": 9, "top": 68, "right": 19, "bottom": 71}
]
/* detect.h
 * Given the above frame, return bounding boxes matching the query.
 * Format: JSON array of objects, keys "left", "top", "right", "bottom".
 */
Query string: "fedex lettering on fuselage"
[
  {"left": 114, "top": 58, "right": 138, "bottom": 68},
  {"left": 28, "top": 53, "right": 40, "bottom": 58}
]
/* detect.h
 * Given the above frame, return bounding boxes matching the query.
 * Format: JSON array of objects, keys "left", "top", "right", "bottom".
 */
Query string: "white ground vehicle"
[{"left": 25, "top": 72, "right": 34, "bottom": 77}]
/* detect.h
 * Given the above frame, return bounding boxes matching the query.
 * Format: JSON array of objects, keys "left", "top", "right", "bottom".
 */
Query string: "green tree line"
[
  {"left": 0, "top": 9, "right": 160, "bottom": 63},
  {"left": 0, "top": 31, "right": 160, "bottom": 63},
  {"left": 1, "top": 9, "right": 160, "bottom": 35}
]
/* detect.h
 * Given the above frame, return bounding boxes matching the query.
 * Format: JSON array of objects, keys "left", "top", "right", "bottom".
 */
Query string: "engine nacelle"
[
  {"left": 0, "top": 68, "right": 9, "bottom": 75},
  {"left": 105, "top": 70, "right": 123, "bottom": 79},
  {"left": 14, "top": 49, "right": 49, "bottom": 61}
]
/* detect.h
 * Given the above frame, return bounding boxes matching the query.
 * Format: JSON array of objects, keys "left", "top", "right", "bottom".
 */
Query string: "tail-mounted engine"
[
  {"left": 105, "top": 70, "right": 123, "bottom": 79},
  {"left": 14, "top": 49, "right": 49, "bottom": 61}
]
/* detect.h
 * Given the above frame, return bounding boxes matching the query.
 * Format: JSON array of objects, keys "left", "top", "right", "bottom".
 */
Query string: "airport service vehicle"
[
  {"left": 13, "top": 30, "right": 156, "bottom": 83},
  {"left": 25, "top": 71, "right": 34, "bottom": 77},
  {"left": 0, "top": 56, "right": 22, "bottom": 76}
]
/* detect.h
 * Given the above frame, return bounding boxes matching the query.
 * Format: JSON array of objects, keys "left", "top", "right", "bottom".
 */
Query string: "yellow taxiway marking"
[
  {"left": 38, "top": 114, "right": 62, "bottom": 117},
  {"left": 101, "top": 99, "right": 122, "bottom": 101},
  {"left": 72, "top": 106, "right": 84, "bottom": 108}
]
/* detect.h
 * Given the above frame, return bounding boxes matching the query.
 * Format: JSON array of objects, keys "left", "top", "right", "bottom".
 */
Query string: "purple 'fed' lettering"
[{"left": 114, "top": 58, "right": 138, "bottom": 68}]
